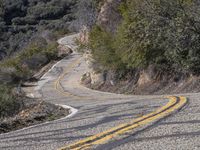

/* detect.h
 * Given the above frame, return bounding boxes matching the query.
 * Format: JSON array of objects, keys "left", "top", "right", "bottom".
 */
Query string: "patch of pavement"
[{"left": 0, "top": 34, "right": 197, "bottom": 150}]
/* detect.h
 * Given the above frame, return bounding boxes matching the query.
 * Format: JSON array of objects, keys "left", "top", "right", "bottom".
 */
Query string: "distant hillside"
[
  {"left": 0, "top": 0, "right": 100, "bottom": 132},
  {"left": 0, "top": 0, "right": 98, "bottom": 60}
]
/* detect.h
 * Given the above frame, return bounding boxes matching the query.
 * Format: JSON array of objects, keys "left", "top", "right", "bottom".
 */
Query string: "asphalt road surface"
[{"left": 0, "top": 35, "right": 199, "bottom": 150}]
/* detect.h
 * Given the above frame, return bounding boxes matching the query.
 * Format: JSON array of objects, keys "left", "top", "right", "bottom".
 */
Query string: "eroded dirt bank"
[
  {"left": 0, "top": 97, "right": 69, "bottom": 134},
  {"left": 81, "top": 66, "right": 200, "bottom": 95}
]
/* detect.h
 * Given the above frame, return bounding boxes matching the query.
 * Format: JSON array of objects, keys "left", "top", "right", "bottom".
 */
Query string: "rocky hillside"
[
  {"left": 97, "top": 0, "right": 122, "bottom": 33},
  {"left": 0, "top": 0, "right": 97, "bottom": 131},
  {"left": 81, "top": 0, "right": 200, "bottom": 95},
  {"left": 0, "top": 0, "right": 98, "bottom": 60},
  {"left": 0, "top": 0, "right": 71, "bottom": 59}
]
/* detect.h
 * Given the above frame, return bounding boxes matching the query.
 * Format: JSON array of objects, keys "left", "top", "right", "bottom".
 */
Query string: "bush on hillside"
[
  {"left": 89, "top": 0, "right": 200, "bottom": 75},
  {"left": 0, "top": 37, "right": 58, "bottom": 83},
  {"left": 0, "top": 85, "right": 20, "bottom": 118},
  {"left": 0, "top": 0, "right": 77, "bottom": 60},
  {"left": 89, "top": 26, "right": 125, "bottom": 70}
]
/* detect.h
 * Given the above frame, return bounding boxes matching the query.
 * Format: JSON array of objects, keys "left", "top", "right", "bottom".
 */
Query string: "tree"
[
  {"left": 89, "top": 0, "right": 200, "bottom": 75},
  {"left": 116, "top": 0, "right": 200, "bottom": 73},
  {"left": 73, "top": 0, "right": 98, "bottom": 30},
  {"left": 89, "top": 26, "right": 124, "bottom": 70}
]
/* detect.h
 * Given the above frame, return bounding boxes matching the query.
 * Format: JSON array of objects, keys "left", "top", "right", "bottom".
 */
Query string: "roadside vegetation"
[
  {"left": 89, "top": 0, "right": 200, "bottom": 75},
  {"left": 0, "top": 37, "right": 58, "bottom": 82},
  {"left": 0, "top": 0, "right": 75, "bottom": 59},
  {"left": 0, "top": 0, "right": 98, "bottom": 121},
  {"left": 0, "top": 84, "right": 20, "bottom": 118},
  {"left": 0, "top": 36, "right": 58, "bottom": 118},
  {"left": 0, "top": 0, "right": 104, "bottom": 132},
  {"left": 0, "top": 30, "right": 71, "bottom": 133}
]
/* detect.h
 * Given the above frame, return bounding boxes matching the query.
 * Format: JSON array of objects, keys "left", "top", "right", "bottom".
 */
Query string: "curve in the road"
[
  {"left": 0, "top": 34, "right": 196, "bottom": 150},
  {"left": 54, "top": 57, "right": 84, "bottom": 99},
  {"left": 53, "top": 35, "right": 188, "bottom": 149},
  {"left": 50, "top": 51, "right": 188, "bottom": 150},
  {"left": 59, "top": 96, "right": 187, "bottom": 150}
]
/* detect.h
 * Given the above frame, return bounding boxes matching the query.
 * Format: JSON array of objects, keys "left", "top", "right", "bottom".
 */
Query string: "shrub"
[
  {"left": 0, "top": 84, "right": 19, "bottom": 118},
  {"left": 52, "top": 28, "right": 70, "bottom": 38},
  {"left": 89, "top": 0, "right": 200, "bottom": 75},
  {"left": 0, "top": 0, "right": 78, "bottom": 59},
  {"left": 89, "top": 26, "right": 125, "bottom": 70},
  {"left": 27, "top": 5, "right": 64, "bottom": 20},
  {"left": 0, "top": 36, "right": 58, "bottom": 82},
  {"left": 42, "top": 42, "right": 58, "bottom": 60}
]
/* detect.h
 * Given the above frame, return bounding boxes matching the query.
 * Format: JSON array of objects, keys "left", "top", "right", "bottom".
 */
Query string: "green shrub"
[
  {"left": 0, "top": 84, "right": 19, "bottom": 118},
  {"left": 89, "top": 0, "right": 200, "bottom": 74},
  {"left": 42, "top": 42, "right": 58, "bottom": 60},
  {"left": 114, "top": 0, "right": 167, "bottom": 69},
  {"left": 0, "top": 37, "right": 58, "bottom": 83},
  {"left": 52, "top": 28, "right": 70, "bottom": 38},
  {"left": 89, "top": 26, "right": 125, "bottom": 70}
]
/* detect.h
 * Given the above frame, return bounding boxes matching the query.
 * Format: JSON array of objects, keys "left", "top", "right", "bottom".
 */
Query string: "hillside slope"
[
  {"left": 0, "top": 0, "right": 97, "bottom": 60},
  {"left": 81, "top": 0, "right": 200, "bottom": 95}
]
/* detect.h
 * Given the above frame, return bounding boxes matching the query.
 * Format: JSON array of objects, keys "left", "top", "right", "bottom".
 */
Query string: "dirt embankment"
[
  {"left": 0, "top": 43, "right": 72, "bottom": 134},
  {"left": 80, "top": 0, "right": 200, "bottom": 95},
  {"left": 81, "top": 65, "right": 200, "bottom": 95},
  {"left": 0, "top": 97, "right": 69, "bottom": 134}
]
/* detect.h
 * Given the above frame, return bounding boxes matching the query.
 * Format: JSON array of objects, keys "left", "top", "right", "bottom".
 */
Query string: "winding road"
[{"left": 0, "top": 34, "right": 200, "bottom": 150}]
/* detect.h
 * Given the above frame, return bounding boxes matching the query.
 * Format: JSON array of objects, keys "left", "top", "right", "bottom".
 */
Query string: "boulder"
[
  {"left": 90, "top": 71, "right": 105, "bottom": 85},
  {"left": 79, "top": 25, "right": 89, "bottom": 44},
  {"left": 97, "top": 0, "right": 122, "bottom": 33},
  {"left": 58, "top": 45, "right": 72, "bottom": 58}
]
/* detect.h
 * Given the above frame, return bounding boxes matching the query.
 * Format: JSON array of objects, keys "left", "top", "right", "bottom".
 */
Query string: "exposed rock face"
[
  {"left": 90, "top": 71, "right": 105, "bottom": 85},
  {"left": 137, "top": 66, "right": 158, "bottom": 86},
  {"left": 80, "top": 0, "right": 123, "bottom": 86},
  {"left": 79, "top": 25, "right": 89, "bottom": 44},
  {"left": 81, "top": 71, "right": 105, "bottom": 86},
  {"left": 79, "top": 0, "right": 122, "bottom": 43},
  {"left": 83, "top": 52, "right": 102, "bottom": 70},
  {"left": 82, "top": 52, "right": 105, "bottom": 86},
  {"left": 58, "top": 45, "right": 72, "bottom": 58},
  {"left": 0, "top": 98, "right": 69, "bottom": 134},
  {"left": 97, "top": 0, "right": 122, "bottom": 33}
]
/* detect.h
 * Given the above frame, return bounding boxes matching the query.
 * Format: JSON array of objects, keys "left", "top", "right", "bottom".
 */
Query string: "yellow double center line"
[
  {"left": 54, "top": 57, "right": 89, "bottom": 99},
  {"left": 54, "top": 55, "right": 187, "bottom": 150},
  {"left": 58, "top": 96, "right": 187, "bottom": 150}
]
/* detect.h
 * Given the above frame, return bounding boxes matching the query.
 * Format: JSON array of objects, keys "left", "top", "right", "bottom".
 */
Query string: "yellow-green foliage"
[
  {"left": 20, "top": 38, "right": 58, "bottom": 60},
  {"left": 52, "top": 28, "right": 70, "bottom": 38},
  {"left": 89, "top": 0, "right": 200, "bottom": 74},
  {"left": 89, "top": 26, "right": 125, "bottom": 70},
  {"left": 43, "top": 42, "right": 58, "bottom": 60},
  {"left": 0, "top": 84, "right": 19, "bottom": 118},
  {"left": 0, "top": 38, "right": 58, "bottom": 81}
]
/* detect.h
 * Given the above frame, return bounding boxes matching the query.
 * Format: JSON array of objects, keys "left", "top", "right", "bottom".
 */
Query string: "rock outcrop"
[
  {"left": 97, "top": 0, "right": 122, "bottom": 33},
  {"left": 79, "top": 25, "right": 89, "bottom": 44},
  {"left": 80, "top": 0, "right": 123, "bottom": 86},
  {"left": 58, "top": 45, "right": 73, "bottom": 58}
]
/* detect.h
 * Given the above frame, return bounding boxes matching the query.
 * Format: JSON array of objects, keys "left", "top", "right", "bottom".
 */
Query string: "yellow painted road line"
[
  {"left": 54, "top": 57, "right": 90, "bottom": 99},
  {"left": 54, "top": 58, "right": 123, "bottom": 101},
  {"left": 58, "top": 96, "right": 187, "bottom": 150}
]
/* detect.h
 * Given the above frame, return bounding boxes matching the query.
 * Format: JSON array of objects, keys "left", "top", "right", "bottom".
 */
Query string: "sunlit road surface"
[{"left": 0, "top": 35, "right": 199, "bottom": 150}]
